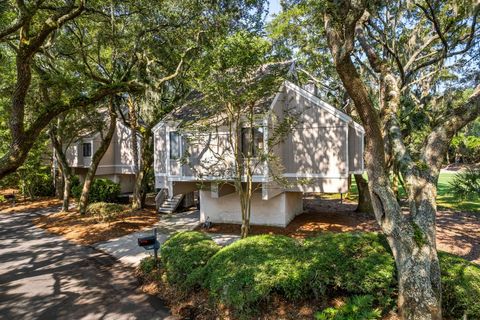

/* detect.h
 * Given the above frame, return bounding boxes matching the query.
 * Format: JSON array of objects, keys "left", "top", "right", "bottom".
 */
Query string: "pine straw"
[
  {"left": 33, "top": 207, "right": 159, "bottom": 245},
  {"left": 0, "top": 197, "right": 62, "bottom": 214}
]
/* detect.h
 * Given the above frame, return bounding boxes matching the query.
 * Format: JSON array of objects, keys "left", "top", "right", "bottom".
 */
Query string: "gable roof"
[{"left": 153, "top": 77, "right": 365, "bottom": 134}]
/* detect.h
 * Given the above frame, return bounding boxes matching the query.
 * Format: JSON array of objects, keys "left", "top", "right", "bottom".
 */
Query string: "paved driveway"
[{"left": 0, "top": 206, "right": 171, "bottom": 320}]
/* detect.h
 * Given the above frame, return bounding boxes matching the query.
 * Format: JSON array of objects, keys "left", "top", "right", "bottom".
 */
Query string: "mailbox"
[
  {"left": 137, "top": 228, "right": 160, "bottom": 263},
  {"left": 138, "top": 235, "right": 156, "bottom": 247}
]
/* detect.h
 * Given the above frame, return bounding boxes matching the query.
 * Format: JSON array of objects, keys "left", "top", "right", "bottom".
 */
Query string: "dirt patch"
[
  {"left": 34, "top": 208, "right": 159, "bottom": 245},
  {"left": 436, "top": 210, "right": 480, "bottom": 264},
  {"left": 201, "top": 198, "right": 480, "bottom": 264},
  {"left": 0, "top": 197, "right": 62, "bottom": 214}
]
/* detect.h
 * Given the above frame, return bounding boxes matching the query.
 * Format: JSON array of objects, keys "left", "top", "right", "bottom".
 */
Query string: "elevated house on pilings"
[
  {"left": 152, "top": 78, "right": 365, "bottom": 227},
  {"left": 60, "top": 111, "right": 143, "bottom": 194}
]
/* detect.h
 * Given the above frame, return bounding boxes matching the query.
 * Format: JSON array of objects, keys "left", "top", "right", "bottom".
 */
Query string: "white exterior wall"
[{"left": 200, "top": 191, "right": 303, "bottom": 227}]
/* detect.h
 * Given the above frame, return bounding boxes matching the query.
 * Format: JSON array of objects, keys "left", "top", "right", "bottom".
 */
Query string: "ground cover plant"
[{"left": 138, "top": 231, "right": 480, "bottom": 320}]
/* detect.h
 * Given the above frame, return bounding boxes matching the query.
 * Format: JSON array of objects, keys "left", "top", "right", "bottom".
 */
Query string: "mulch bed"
[
  {"left": 197, "top": 199, "right": 378, "bottom": 238},
  {"left": 199, "top": 198, "right": 480, "bottom": 264},
  {"left": 33, "top": 207, "right": 159, "bottom": 245}
]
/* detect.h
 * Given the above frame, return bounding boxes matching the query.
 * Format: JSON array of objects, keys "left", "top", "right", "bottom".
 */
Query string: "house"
[
  {"left": 152, "top": 80, "right": 365, "bottom": 227},
  {"left": 64, "top": 119, "right": 141, "bottom": 193}
]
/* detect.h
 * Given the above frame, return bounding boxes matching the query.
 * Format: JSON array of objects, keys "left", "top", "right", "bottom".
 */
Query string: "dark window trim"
[
  {"left": 169, "top": 131, "right": 181, "bottom": 160},
  {"left": 83, "top": 142, "right": 92, "bottom": 157},
  {"left": 241, "top": 127, "right": 264, "bottom": 158}
]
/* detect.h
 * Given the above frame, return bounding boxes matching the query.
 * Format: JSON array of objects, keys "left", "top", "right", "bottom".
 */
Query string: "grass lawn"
[
  {"left": 325, "top": 172, "right": 480, "bottom": 213},
  {"left": 436, "top": 172, "right": 480, "bottom": 212}
]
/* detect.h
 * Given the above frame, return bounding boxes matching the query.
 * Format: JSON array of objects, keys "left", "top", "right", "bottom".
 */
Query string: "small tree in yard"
[{"left": 186, "top": 31, "right": 293, "bottom": 238}]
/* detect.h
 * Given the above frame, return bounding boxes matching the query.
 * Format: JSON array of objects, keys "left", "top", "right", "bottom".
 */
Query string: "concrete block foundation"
[{"left": 199, "top": 191, "right": 303, "bottom": 227}]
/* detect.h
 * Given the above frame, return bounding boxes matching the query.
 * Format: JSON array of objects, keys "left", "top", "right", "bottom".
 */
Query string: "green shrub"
[
  {"left": 139, "top": 256, "right": 158, "bottom": 274},
  {"left": 162, "top": 231, "right": 220, "bottom": 290},
  {"left": 303, "top": 233, "right": 396, "bottom": 301},
  {"left": 439, "top": 252, "right": 480, "bottom": 319},
  {"left": 315, "top": 295, "right": 381, "bottom": 320},
  {"left": 71, "top": 178, "right": 121, "bottom": 203},
  {"left": 17, "top": 165, "right": 55, "bottom": 197},
  {"left": 449, "top": 168, "right": 480, "bottom": 200},
  {"left": 202, "top": 235, "right": 306, "bottom": 313},
  {"left": 86, "top": 202, "right": 126, "bottom": 222},
  {"left": 0, "top": 195, "right": 5, "bottom": 203}
]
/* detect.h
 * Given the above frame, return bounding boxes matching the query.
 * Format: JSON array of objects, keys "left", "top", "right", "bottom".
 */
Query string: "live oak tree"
[
  {"left": 0, "top": 0, "right": 144, "bottom": 180},
  {"left": 280, "top": 0, "right": 479, "bottom": 318}
]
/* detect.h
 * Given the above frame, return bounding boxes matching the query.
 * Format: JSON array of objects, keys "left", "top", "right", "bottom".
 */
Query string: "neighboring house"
[
  {"left": 64, "top": 119, "right": 141, "bottom": 193},
  {"left": 152, "top": 80, "right": 365, "bottom": 227}
]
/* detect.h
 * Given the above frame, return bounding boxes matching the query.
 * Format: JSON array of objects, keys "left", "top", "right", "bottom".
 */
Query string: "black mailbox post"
[{"left": 138, "top": 228, "right": 160, "bottom": 263}]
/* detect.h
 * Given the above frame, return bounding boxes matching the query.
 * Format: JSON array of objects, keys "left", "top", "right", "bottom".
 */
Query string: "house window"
[
  {"left": 83, "top": 142, "right": 92, "bottom": 157},
  {"left": 241, "top": 127, "right": 264, "bottom": 157},
  {"left": 169, "top": 131, "right": 181, "bottom": 160}
]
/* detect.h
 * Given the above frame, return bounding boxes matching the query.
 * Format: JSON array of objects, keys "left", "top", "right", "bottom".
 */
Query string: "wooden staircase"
[{"left": 158, "top": 194, "right": 185, "bottom": 214}]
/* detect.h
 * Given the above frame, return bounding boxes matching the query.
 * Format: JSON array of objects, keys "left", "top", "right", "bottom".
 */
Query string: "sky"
[{"left": 267, "top": 0, "right": 282, "bottom": 21}]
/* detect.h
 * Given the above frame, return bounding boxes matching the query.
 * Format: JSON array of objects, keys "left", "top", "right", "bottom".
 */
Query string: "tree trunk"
[
  {"left": 55, "top": 166, "right": 65, "bottom": 200},
  {"left": 136, "top": 130, "right": 154, "bottom": 208},
  {"left": 78, "top": 99, "right": 117, "bottom": 214},
  {"left": 332, "top": 53, "right": 442, "bottom": 319},
  {"left": 354, "top": 174, "right": 373, "bottom": 214},
  {"left": 50, "top": 129, "right": 73, "bottom": 212},
  {"left": 62, "top": 175, "right": 72, "bottom": 211},
  {"left": 128, "top": 97, "right": 142, "bottom": 210}
]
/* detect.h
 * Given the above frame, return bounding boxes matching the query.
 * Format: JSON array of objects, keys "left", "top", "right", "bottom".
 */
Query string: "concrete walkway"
[
  {"left": 94, "top": 210, "right": 201, "bottom": 266},
  {"left": 0, "top": 206, "right": 172, "bottom": 320},
  {"left": 93, "top": 210, "right": 242, "bottom": 266}
]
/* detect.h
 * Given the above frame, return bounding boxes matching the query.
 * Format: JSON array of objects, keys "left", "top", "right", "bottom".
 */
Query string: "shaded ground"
[
  {"left": 32, "top": 207, "right": 159, "bottom": 245},
  {"left": 0, "top": 205, "right": 171, "bottom": 320},
  {"left": 202, "top": 198, "right": 480, "bottom": 264},
  {"left": 0, "top": 197, "right": 62, "bottom": 214}
]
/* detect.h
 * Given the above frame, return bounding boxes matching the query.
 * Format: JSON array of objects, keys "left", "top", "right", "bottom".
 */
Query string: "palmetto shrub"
[{"left": 449, "top": 168, "right": 480, "bottom": 200}]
